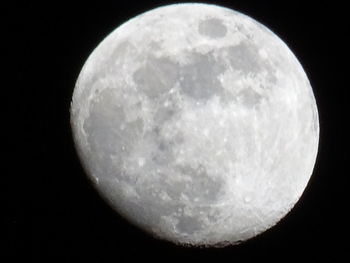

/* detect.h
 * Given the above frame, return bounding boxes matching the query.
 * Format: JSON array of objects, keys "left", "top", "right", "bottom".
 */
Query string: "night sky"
[{"left": 6, "top": 0, "right": 346, "bottom": 262}]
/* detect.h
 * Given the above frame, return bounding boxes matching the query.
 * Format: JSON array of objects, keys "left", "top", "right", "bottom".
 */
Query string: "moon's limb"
[{"left": 71, "top": 3, "right": 319, "bottom": 246}]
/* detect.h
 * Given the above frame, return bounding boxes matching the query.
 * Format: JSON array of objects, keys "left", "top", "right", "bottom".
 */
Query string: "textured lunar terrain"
[{"left": 71, "top": 4, "right": 319, "bottom": 246}]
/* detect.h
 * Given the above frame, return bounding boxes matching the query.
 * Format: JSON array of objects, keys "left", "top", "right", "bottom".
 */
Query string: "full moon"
[{"left": 71, "top": 3, "right": 319, "bottom": 246}]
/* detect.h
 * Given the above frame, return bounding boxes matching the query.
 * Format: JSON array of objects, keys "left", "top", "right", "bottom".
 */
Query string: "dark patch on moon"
[
  {"left": 83, "top": 88, "right": 143, "bottom": 158},
  {"left": 133, "top": 56, "right": 179, "bottom": 98},
  {"left": 198, "top": 18, "right": 227, "bottom": 38},
  {"left": 132, "top": 41, "right": 277, "bottom": 107},
  {"left": 177, "top": 164, "right": 224, "bottom": 203},
  {"left": 176, "top": 215, "right": 202, "bottom": 234},
  {"left": 237, "top": 87, "right": 263, "bottom": 108},
  {"left": 179, "top": 52, "right": 226, "bottom": 101},
  {"left": 153, "top": 95, "right": 180, "bottom": 124},
  {"left": 226, "top": 42, "right": 261, "bottom": 74},
  {"left": 158, "top": 164, "right": 224, "bottom": 205},
  {"left": 142, "top": 126, "right": 183, "bottom": 167},
  {"left": 133, "top": 51, "right": 227, "bottom": 102}
]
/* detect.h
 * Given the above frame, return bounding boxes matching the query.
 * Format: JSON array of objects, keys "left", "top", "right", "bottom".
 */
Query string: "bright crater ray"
[{"left": 71, "top": 3, "right": 319, "bottom": 246}]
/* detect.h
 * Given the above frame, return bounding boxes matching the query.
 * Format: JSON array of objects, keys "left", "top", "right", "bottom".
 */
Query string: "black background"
[{"left": 6, "top": 0, "right": 347, "bottom": 262}]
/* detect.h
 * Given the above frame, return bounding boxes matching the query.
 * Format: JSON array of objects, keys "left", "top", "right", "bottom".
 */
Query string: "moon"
[{"left": 70, "top": 3, "right": 319, "bottom": 246}]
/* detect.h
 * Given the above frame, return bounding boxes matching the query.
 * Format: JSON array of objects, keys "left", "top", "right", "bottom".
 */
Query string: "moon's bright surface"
[{"left": 71, "top": 3, "right": 319, "bottom": 246}]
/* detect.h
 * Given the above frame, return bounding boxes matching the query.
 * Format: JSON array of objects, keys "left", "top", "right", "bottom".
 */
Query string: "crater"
[{"left": 198, "top": 18, "right": 227, "bottom": 38}]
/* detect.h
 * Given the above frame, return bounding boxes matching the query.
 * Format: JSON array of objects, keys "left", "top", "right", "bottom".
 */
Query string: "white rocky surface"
[{"left": 71, "top": 3, "right": 319, "bottom": 246}]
